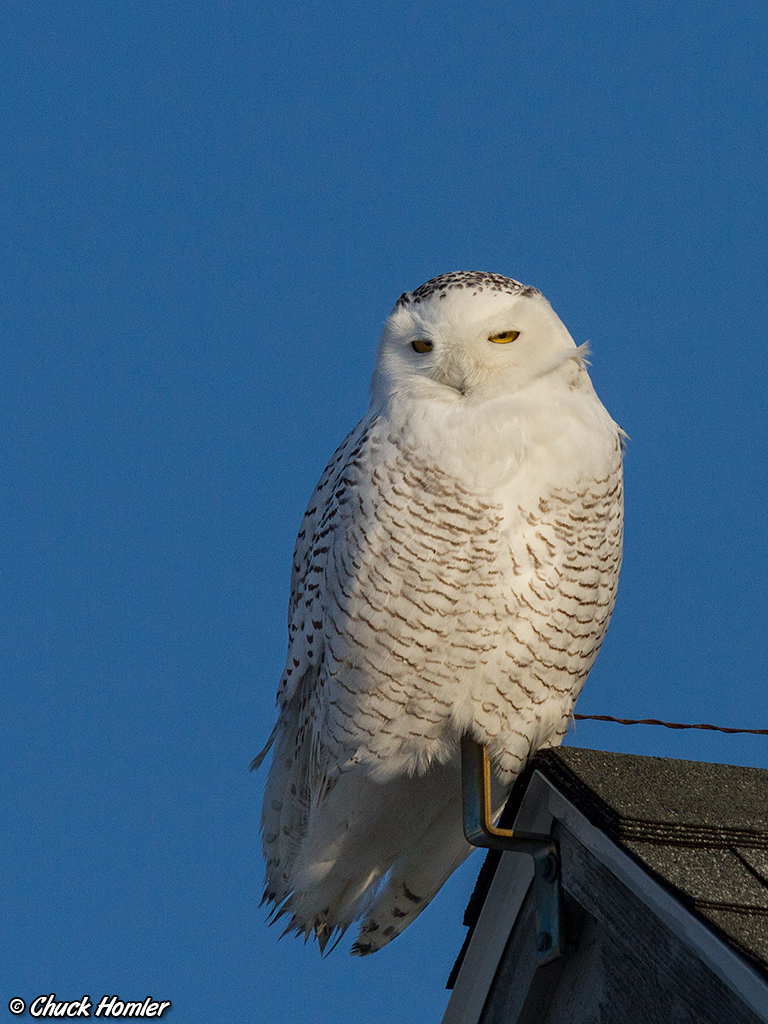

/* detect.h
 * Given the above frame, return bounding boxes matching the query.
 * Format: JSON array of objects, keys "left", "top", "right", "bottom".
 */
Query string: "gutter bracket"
[{"left": 460, "top": 735, "right": 563, "bottom": 964}]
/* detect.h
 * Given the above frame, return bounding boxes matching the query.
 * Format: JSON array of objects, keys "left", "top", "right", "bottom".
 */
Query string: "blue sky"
[{"left": 2, "top": 1, "right": 767, "bottom": 1022}]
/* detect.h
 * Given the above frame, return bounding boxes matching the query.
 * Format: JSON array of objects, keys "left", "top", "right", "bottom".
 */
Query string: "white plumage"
[{"left": 253, "top": 272, "right": 624, "bottom": 954}]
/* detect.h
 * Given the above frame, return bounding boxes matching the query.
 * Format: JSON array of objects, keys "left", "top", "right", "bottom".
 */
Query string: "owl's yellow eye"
[
  {"left": 489, "top": 330, "right": 520, "bottom": 344},
  {"left": 411, "top": 339, "right": 433, "bottom": 353}
]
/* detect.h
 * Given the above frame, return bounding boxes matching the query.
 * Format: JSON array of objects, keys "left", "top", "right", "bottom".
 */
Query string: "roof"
[{"left": 450, "top": 746, "right": 768, "bottom": 988}]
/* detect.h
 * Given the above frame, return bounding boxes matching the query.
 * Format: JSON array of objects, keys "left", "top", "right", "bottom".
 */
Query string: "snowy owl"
[{"left": 253, "top": 271, "right": 623, "bottom": 955}]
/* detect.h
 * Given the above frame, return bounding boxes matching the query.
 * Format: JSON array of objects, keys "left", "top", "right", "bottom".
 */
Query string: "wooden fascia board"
[{"left": 441, "top": 773, "right": 554, "bottom": 1024}]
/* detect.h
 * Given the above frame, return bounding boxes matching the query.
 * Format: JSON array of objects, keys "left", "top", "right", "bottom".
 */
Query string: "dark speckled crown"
[{"left": 395, "top": 272, "right": 541, "bottom": 309}]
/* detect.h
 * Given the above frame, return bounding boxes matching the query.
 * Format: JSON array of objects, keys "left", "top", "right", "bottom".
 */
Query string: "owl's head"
[{"left": 371, "top": 272, "right": 587, "bottom": 407}]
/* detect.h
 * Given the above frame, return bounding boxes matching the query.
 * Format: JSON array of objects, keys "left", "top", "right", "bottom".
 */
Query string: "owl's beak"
[{"left": 432, "top": 351, "right": 473, "bottom": 396}]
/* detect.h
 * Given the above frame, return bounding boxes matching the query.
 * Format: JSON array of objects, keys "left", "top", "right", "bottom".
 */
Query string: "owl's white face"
[{"left": 371, "top": 272, "right": 580, "bottom": 407}]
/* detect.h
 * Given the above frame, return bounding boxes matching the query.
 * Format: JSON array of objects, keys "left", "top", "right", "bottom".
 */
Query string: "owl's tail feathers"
[
  {"left": 350, "top": 756, "right": 511, "bottom": 955},
  {"left": 259, "top": 733, "right": 510, "bottom": 956},
  {"left": 350, "top": 790, "right": 473, "bottom": 955},
  {"left": 261, "top": 751, "right": 468, "bottom": 955},
  {"left": 265, "top": 870, "right": 378, "bottom": 957},
  {"left": 263, "top": 769, "right": 399, "bottom": 949}
]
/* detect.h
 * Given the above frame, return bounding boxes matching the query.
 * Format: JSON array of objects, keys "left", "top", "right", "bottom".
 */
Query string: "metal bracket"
[{"left": 460, "top": 735, "right": 563, "bottom": 964}]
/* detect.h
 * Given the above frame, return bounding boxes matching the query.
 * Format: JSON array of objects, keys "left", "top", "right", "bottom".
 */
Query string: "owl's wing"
[
  {"left": 250, "top": 414, "right": 378, "bottom": 772},
  {"left": 279, "top": 412, "right": 380, "bottom": 708}
]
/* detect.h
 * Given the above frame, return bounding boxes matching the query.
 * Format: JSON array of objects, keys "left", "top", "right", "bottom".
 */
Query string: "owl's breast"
[{"left": 313, "top": 408, "right": 623, "bottom": 780}]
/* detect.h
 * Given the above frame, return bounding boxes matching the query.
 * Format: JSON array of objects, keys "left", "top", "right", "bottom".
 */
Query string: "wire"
[{"left": 573, "top": 714, "right": 768, "bottom": 736}]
